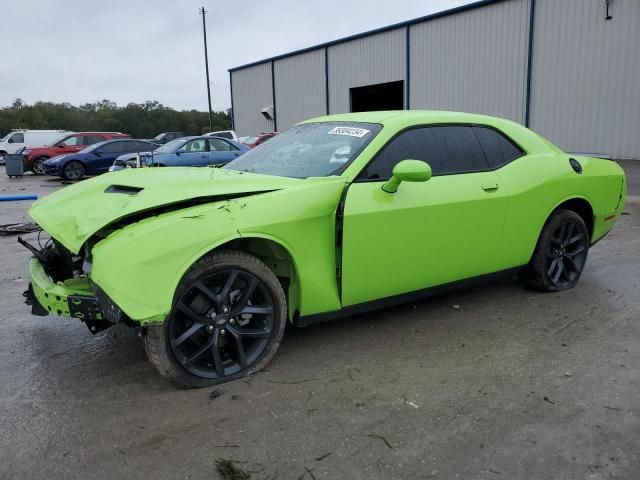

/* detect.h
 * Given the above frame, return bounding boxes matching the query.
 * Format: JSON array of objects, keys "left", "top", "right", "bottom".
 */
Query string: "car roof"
[
  {"left": 72, "top": 132, "right": 128, "bottom": 135},
  {"left": 303, "top": 110, "right": 521, "bottom": 127}
]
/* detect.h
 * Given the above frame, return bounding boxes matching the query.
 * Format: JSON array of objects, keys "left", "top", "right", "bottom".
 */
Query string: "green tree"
[{"left": 0, "top": 99, "right": 231, "bottom": 138}]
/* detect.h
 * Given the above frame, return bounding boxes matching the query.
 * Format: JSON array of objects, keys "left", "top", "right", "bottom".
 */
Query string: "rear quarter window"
[{"left": 473, "top": 126, "right": 524, "bottom": 169}]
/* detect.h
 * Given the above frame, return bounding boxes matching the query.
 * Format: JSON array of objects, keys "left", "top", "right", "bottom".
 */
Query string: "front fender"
[{"left": 89, "top": 180, "right": 345, "bottom": 324}]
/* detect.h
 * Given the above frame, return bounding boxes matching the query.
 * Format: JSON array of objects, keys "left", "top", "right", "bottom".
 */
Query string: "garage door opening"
[{"left": 350, "top": 81, "right": 404, "bottom": 112}]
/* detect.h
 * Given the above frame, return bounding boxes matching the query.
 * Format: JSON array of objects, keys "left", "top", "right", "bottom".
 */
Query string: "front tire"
[
  {"left": 32, "top": 156, "right": 49, "bottom": 175},
  {"left": 144, "top": 250, "right": 287, "bottom": 388},
  {"left": 62, "top": 160, "right": 85, "bottom": 180},
  {"left": 518, "top": 209, "right": 589, "bottom": 292}
]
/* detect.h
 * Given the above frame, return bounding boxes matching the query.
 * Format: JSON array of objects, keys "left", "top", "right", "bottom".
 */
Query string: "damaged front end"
[{"left": 20, "top": 236, "right": 119, "bottom": 334}]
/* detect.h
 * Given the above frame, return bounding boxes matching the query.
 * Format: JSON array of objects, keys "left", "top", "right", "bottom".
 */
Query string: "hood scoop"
[{"left": 105, "top": 185, "right": 144, "bottom": 195}]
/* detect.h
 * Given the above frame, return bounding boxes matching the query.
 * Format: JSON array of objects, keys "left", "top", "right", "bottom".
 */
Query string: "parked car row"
[
  {"left": 24, "top": 132, "right": 130, "bottom": 174},
  {"left": 1, "top": 127, "right": 268, "bottom": 179},
  {"left": 43, "top": 139, "right": 160, "bottom": 180},
  {"left": 109, "top": 136, "right": 249, "bottom": 172},
  {"left": 0, "top": 129, "right": 74, "bottom": 165}
]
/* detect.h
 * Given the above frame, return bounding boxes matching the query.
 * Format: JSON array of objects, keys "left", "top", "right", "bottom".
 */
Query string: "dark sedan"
[{"left": 43, "top": 139, "right": 159, "bottom": 180}]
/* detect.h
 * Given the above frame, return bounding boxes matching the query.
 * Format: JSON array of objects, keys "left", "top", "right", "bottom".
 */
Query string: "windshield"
[
  {"left": 152, "top": 133, "right": 166, "bottom": 141},
  {"left": 79, "top": 140, "right": 109, "bottom": 153},
  {"left": 223, "top": 122, "right": 382, "bottom": 178},
  {"left": 0, "top": 133, "right": 11, "bottom": 142},
  {"left": 154, "top": 137, "right": 192, "bottom": 154}
]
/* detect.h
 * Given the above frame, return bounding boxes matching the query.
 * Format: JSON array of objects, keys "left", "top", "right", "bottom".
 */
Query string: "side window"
[
  {"left": 134, "top": 141, "right": 152, "bottom": 151},
  {"left": 183, "top": 139, "right": 207, "bottom": 153},
  {"left": 213, "top": 132, "right": 232, "bottom": 139},
  {"left": 59, "top": 136, "right": 82, "bottom": 146},
  {"left": 10, "top": 133, "right": 25, "bottom": 143},
  {"left": 209, "top": 138, "right": 236, "bottom": 151},
  {"left": 473, "top": 127, "right": 523, "bottom": 169},
  {"left": 360, "top": 126, "right": 488, "bottom": 180},
  {"left": 84, "top": 135, "right": 105, "bottom": 145},
  {"left": 98, "top": 142, "right": 125, "bottom": 153}
]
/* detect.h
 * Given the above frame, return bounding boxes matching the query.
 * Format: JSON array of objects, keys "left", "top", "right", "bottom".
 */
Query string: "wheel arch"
[
  {"left": 549, "top": 196, "right": 594, "bottom": 240},
  {"left": 192, "top": 234, "right": 301, "bottom": 323}
]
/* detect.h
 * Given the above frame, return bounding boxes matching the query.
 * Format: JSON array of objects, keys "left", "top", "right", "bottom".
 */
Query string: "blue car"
[
  {"left": 137, "top": 136, "right": 249, "bottom": 168},
  {"left": 43, "top": 139, "right": 158, "bottom": 180}
]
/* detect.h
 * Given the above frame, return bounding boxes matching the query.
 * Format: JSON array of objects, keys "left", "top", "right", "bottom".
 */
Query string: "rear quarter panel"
[{"left": 494, "top": 153, "right": 625, "bottom": 270}]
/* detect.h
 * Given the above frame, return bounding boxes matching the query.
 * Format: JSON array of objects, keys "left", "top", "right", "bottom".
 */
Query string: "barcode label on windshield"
[{"left": 328, "top": 127, "right": 370, "bottom": 138}]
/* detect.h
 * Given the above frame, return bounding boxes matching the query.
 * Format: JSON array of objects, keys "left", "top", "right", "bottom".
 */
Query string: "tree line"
[{"left": 0, "top": 99, "right": 231, "bottom": 139}]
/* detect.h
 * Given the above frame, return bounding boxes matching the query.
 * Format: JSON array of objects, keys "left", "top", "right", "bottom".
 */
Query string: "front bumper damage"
[{"left": 20, "top": 238, "right": 121, "bottom": 334}]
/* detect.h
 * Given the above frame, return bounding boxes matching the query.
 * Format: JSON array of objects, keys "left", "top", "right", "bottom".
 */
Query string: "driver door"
[{"left": 341, "top": 125, "right": 508, "bottom": 307}]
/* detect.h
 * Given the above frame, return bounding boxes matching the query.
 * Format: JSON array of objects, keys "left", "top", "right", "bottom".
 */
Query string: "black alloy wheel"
[
  {"left": 169, "top": 269, "right": 275, "bottom": 379},
  {"left": 546, "top": 219, "right": 588, "bottom": 289},
  {"left": 518, "top": 209, "right": 589, "bottom": 292},
  {"left": 144, "top": 250, "right": 286, "bottom": 387}
]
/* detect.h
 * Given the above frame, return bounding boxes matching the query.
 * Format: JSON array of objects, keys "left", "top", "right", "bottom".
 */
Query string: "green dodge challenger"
[{"left": 22, "top": 111, "right": 626, "bottom": 387}]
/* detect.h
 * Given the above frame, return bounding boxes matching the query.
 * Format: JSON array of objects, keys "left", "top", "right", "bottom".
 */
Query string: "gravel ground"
[{"left": 1, "top": 162, "right": 639, "bottom": 480}]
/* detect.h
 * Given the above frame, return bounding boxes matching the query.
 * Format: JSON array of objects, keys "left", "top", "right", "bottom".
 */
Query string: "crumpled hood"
[{"left": 30, "top": 167, "right": 303, "bottom": 253}]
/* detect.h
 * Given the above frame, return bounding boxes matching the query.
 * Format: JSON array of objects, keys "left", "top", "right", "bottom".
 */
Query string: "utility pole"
[{"left": 199, "top": 6, "right": 213, "bottom": 132}]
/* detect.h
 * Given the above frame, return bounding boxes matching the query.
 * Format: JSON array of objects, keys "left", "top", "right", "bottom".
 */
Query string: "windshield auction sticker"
[{"left": 328, "top": 126, "right": 370, "bottom": 138}]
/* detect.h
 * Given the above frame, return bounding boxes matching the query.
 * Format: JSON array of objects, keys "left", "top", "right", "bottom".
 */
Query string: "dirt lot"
[{"left": 1, "top": 163, "right": 639, "bottom": 480}]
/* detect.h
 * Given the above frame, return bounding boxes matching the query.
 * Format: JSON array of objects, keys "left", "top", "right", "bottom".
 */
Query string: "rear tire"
[
  {"left": 144, "top": 250, "right": 287, "bottom": 388},
  {"left": 32, "top": 156, "right": 49, "bottom": 175},
  {"left": 518, "top": 209, "right": 589, "bottom": 292}
]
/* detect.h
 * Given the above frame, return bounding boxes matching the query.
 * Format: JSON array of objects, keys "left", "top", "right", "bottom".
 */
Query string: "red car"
[
  {"left": 239, "top": 132, "right": 278, "bottom": 148},
  {"left": 24, "top": 132, "right": 130, "bottom": 174}
]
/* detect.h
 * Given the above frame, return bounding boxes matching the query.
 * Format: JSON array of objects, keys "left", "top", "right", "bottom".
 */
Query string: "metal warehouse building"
[{"left": 229, "top": 0, "right": 640, "bottom": 159}]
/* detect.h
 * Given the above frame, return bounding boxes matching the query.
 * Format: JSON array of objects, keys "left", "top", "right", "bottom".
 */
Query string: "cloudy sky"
[{"left": 2, "top": 0, "right": 472, "bottom": 112}]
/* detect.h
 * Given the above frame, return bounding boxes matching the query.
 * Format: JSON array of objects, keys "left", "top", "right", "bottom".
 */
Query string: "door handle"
[{"left": 481, "top": 183, "right": 499, "bottom": 192}]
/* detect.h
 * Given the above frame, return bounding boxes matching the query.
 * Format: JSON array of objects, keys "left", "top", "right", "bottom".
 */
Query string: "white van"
[{"left": 0, "top": 129, "right": 73, "bottom": 162}]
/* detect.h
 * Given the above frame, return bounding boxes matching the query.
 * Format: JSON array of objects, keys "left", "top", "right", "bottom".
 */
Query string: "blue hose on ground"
[{"left": 0, "top": 194, "right": 38, "bottom": 201}]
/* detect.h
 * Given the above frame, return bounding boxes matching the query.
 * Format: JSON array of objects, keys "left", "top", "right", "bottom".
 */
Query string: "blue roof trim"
[{"left": 229, "top": 0, "right": 509, "bottom": 73}]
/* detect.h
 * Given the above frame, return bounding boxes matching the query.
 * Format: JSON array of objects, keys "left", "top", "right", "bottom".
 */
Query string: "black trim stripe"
[{"left": 296, "top": 266, "right": 524, "bottom": 326}]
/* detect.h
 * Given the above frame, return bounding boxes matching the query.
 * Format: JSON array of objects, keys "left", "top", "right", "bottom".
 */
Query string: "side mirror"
[
  {"left": 57, "top": 144, "right": 65, "bottom": 148},
  {"left": 382, "top": 159, "right": 432, "bottom": 193},
  {"left": 94, "top": 150, "right": 102, "bottom": 156}
]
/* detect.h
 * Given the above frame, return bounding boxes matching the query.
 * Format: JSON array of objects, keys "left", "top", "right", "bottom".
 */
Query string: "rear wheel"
[
  {"left": 518, "top": 209, "right": 589, "bottom": 291},
  {"left": 144, "top": 250, "right": 287, "bottom": 388},
  {"left": 62, "top": 161, "right": 85, "bottom": 180},
  {"left": 32, "top": 156, "right": 49, "bottom": 175}
]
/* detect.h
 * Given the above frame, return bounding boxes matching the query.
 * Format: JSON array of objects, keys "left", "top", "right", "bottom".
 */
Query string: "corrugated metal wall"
[
  {"left": 274, "top": 49, "right": 326, "bottom": 130},
  {"left": 529, "top": 0, "right": 640, "bottom": 159},
  {"left": 327, "top": 29, "right": 406, "bottom": 114},
  {"left": 230, "top": 62, "right": 274, "bottom": 136},
  {"left": 410, "top": 0, "right": 529, "bottom": 123},
  {"left": 230, "top": 0, "right": 640, "bottom": 158}
]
